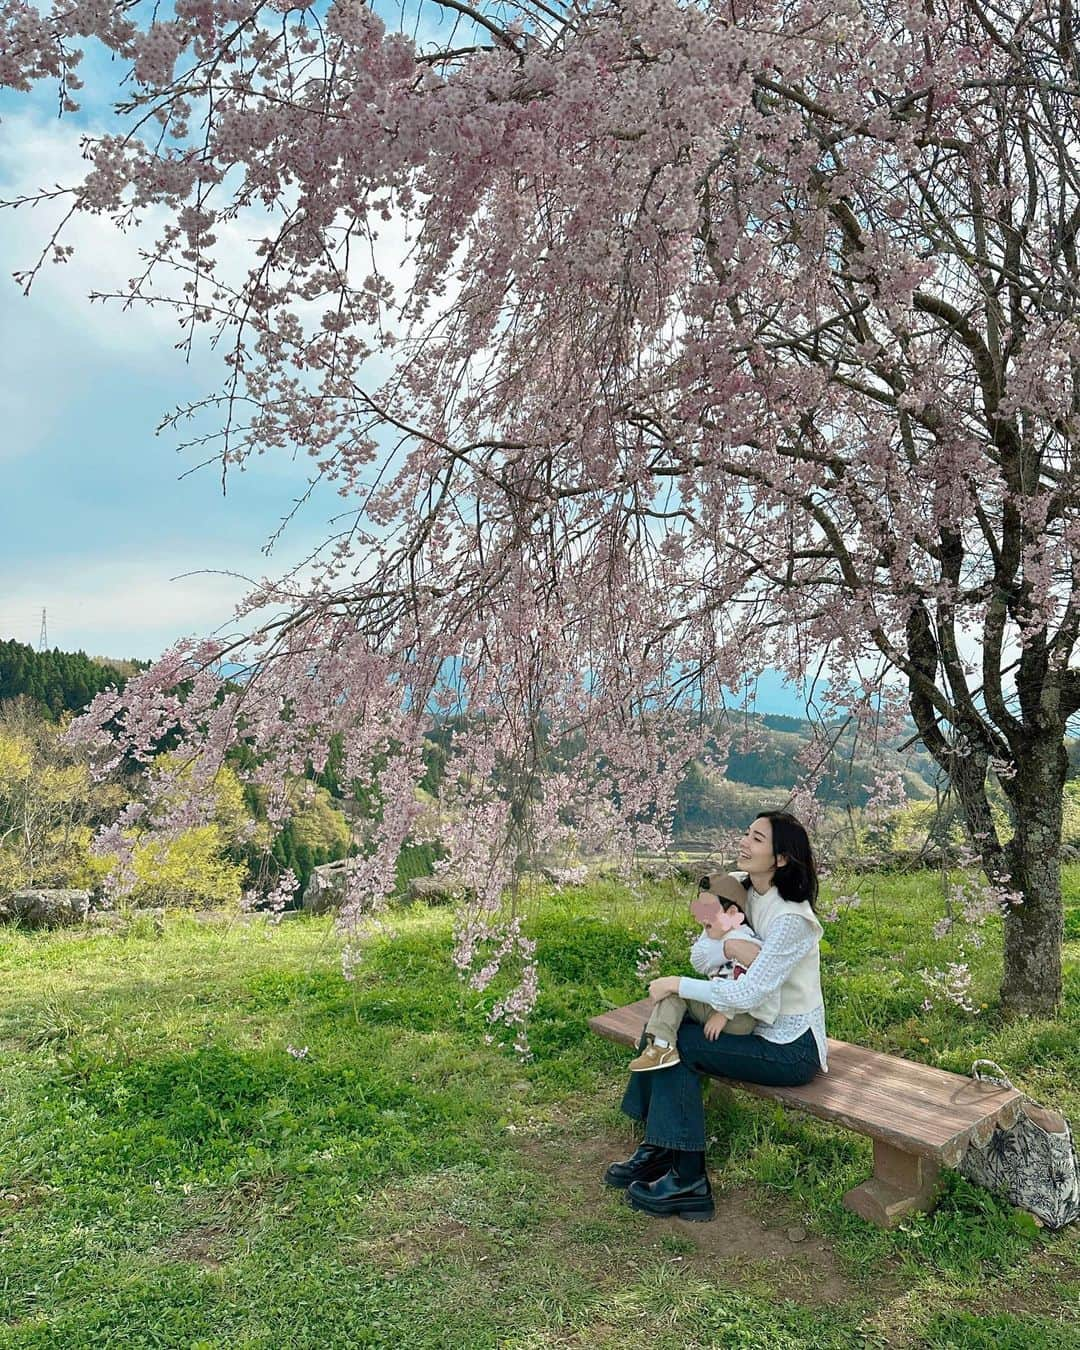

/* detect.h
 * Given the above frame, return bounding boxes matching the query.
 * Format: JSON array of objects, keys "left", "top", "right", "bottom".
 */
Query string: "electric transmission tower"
[{"left": 38, "top": 608, "right": 48, "bottom": 652}]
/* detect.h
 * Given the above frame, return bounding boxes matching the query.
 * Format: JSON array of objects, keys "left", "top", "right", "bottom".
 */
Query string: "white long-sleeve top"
[
  {"left": 688, "top": 924, "right": 779, "bottom": 1026},
  {"left": 690, "top": 924, "right": 760, "bottom": 975},
  {"left": 679, "top": 912, "right": 829, "bottom": 1071}
]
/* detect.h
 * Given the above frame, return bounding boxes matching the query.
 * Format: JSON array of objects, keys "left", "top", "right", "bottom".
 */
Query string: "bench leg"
[{"left": 843, "top": 1140, "right": 941, "bottom": 1228}]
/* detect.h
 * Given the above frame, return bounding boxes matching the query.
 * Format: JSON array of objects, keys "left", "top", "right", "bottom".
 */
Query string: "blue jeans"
[{"left": 620, "top": 1020, "right": 821, "bottom": 1152}]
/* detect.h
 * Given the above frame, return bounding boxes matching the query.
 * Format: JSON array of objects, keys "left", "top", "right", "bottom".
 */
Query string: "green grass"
[{"left": 0, "top": 874, "right": 1079, "bottom": 1348}]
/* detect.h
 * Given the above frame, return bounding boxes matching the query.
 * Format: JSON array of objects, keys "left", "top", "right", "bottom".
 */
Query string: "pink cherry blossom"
[{"left": 5, "top": 0, "right": 1079, "bottom": 1017}]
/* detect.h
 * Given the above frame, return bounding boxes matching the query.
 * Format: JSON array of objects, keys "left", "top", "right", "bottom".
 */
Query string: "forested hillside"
[
  {"left": 672, "top": 717, "right": 940, "bottom": 837},
  {"left": 0, "top": 640, "right": 143, "bottom": 718},
  {"left": 4, "top": 641, "right": 1078, "bottom": 869}
]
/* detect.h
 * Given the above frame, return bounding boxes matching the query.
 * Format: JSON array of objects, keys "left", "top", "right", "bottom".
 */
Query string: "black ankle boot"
[
  {"left": 626, "top": 1151, "right": 714, "bottom": 1221},
  {"left": 603, "top": 1142, "right": 673, "bottom": 1189},
  {"left": 674, "top": 1150, "right": 706, "bottom": 1182}
]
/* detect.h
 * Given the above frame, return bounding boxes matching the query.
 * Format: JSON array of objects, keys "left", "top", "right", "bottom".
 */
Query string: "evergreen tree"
[{"left": 0, "top": 640, "right": 145, "bottom": 719}]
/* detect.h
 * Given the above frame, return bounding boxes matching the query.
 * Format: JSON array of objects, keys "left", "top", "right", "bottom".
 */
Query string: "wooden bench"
[{"left": 589, "top": 998, "right": 1023, "bottom": 1228}]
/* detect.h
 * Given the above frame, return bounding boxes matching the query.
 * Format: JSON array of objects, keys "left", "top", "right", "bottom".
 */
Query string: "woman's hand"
[
  {"left": 723, "top": 938, "right": 762, "bottom": 968},
  {"left": 647, "top": 975, "right": 681, "bottom": 1002}
]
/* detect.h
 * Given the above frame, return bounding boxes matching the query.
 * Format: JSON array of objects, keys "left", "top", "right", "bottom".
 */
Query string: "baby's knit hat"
[{"left": 696, "top": 866, "right": 748, "bottom": 909}]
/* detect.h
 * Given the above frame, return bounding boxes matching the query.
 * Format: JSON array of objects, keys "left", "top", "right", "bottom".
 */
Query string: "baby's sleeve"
[
  {"left": 690, "top": 931, "right": 730, "bottom": 974},
  {"left": 724, "top": 922, "right": 763, "bottom": 947},
  {"left": 678, "top": 914, "right": 816, "bottom": 1019}
]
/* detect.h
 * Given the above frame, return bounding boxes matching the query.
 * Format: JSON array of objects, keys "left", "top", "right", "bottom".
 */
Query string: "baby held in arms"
[{"left": 629, "top": 871, "right": 779, "bottom": 1072}]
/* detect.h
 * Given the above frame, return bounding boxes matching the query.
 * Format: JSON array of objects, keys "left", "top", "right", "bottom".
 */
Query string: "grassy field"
[{"left": 1, "top": 872, "right": 1079, "bottom": 1348}]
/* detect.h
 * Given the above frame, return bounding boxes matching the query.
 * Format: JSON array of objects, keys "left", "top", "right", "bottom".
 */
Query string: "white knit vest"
[{"left": 734, "top": 873, "right": 824, "bottom": 1017}]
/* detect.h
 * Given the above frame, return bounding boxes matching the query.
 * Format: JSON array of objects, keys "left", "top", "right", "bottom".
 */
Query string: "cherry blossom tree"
[{"left": 4, "top": 0, "right": 1079, "bottom": 1016}]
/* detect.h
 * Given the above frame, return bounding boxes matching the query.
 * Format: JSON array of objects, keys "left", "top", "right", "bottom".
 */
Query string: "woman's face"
[{"left": 738, "top": 817, "right": 777, "bottom": 877}]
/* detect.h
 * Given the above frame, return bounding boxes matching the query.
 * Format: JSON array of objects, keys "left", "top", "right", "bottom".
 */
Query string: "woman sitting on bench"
[{"left": 604, "top": 810, "right": 826, "bottom": 1222}]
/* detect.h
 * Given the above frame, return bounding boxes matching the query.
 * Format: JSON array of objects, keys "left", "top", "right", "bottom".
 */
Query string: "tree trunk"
[{"left": 1001, "top": 738, "right": 1067, "bottom": 1017}]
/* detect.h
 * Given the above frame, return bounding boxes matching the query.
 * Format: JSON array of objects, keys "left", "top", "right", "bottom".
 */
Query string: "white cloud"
[
  {"left": 0, "top": 115, "right": 224, "bottom": 466},
  {"left": 0, "top": 555, "right": 258, "bottom": 659},
  {"left": 1, "top": 112, "right": 201, "bottom": 349},
  {"left": 0, "top": 91, "right": 451, "bottom": 660},
  {"left": 0, "top": 106, "right": 421, "bottom": 471}
]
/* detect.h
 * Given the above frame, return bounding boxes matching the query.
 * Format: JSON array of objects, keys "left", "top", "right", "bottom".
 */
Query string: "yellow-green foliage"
[
  {"left": 0, "top": 710, "right": 113, "bottom": 896},
  {"left": 288, "top": 783, "right": 351, "bottom": 855},
  {"left": 129, "top": 825, "right": 246, "bottom": 909},
  {"left": 1064, "top": 781, "right": 1080, "bottom": 848},
  {"left": 150, "top": 755, "right": 264, "bottom": 849},
  {"left": 0, "top": 729, "right": 32, "bottom": 783},
  {"left": 886, "top": 799, "right": 963, "bottom": 854},
  {"left": 887, "top": 794, "right": 1015, "bottom": 854},
  {"left": 56, "top": 828, "right": 117, "bottom": 891},
  {"left": 118, "top": 757, "right": 258, "bottom": 908}
]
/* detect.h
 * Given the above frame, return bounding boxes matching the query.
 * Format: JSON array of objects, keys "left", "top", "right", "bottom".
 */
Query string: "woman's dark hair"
[{"left": 752, "top": 810, "right": 818, "bottom": 910}]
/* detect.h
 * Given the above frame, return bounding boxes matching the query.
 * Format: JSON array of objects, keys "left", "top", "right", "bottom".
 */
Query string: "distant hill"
[
  {"left": 672, "top": 713, "right": 940, "bottom": 838},
  {"left": 0, "top": 639, "right": 146, "bottom": 719},
  {"left": 6, "top": 641, "right": 1073, "bottom": 837}
]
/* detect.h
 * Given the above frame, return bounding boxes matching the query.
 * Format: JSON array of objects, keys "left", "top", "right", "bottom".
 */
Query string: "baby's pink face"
[{"left": 691, "top": 896, "right": 745, "bottom": 932}]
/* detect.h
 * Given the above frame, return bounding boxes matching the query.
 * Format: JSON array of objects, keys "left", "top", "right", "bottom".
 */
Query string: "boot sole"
[
  {"left": 627, "top": 1193, "right": 715, "bottom": 1222},
  {"left": 628, "top": 1059, "right": 681, "bottom": 1072}
]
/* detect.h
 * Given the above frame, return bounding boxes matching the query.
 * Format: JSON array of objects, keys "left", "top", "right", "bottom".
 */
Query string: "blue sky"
[
  {"left": 0, "top": 79, "right": 341, "bottom": 661},
  {"left": 0, "top": 39, "right": 813, "bottom": 717}
]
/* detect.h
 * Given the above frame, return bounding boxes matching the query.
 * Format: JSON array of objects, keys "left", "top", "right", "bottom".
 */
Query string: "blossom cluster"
[
  {"left": 6, "top": 0, "right": 1077, "bottom": 1021},
  {"left": 921, "top": 962, "right": 977, "bottom": 1015},
  {"left": 634, "top": 932, "right": 665, "bottom": 980}
]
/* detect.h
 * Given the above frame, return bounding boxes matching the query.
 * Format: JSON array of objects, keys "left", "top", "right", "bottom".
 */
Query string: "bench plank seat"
[{"left": 590, "top": 998, "right": 1024, "bottom": 1227}]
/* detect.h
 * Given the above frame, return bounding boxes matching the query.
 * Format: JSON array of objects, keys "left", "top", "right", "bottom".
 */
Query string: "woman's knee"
[
  {"left": 677, "top": 1031, "right": 792, "bottom": 1081},
  {"left": 677, "top": 1028, "right": 738, "bottom": 1078},
  {"left": 675, "top": 1020, "right": 710, "bottom": 1057}
]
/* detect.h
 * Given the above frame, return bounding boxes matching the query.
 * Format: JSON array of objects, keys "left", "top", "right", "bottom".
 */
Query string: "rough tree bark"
[{"left": 1000, "top": 737, "right": 1068, "bottom": 1017}]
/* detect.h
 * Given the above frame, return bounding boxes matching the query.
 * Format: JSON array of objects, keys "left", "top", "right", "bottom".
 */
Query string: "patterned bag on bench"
[{"left": 959, "top": 1061, "right": 1080, "bottom": 1230}]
